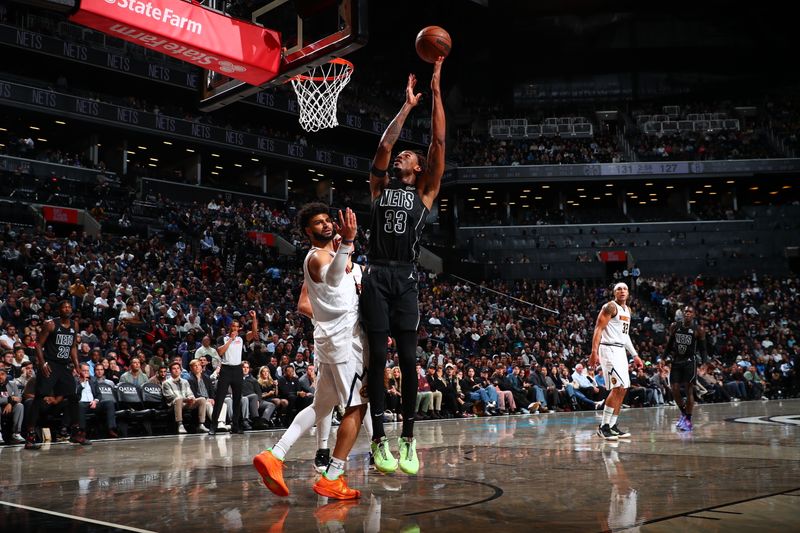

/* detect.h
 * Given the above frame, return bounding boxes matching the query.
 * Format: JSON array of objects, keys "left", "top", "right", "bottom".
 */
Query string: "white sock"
[
  {"left": 602, "top": 406, "right": 615, "bottom": 426},
  {"left": 325, "top": 456, "right": 346, "bottom": 480},
  {"left": 610, "top": 413, "right": 618, "bottom": 428}
]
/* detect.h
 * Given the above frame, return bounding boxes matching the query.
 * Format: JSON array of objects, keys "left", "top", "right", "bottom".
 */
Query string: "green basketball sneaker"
[
  {"left": 370, "top": 437, "right": 398, "bottom": 473},
  {"left": 398, "top": 437, "right": 419, "bottom": 475}
]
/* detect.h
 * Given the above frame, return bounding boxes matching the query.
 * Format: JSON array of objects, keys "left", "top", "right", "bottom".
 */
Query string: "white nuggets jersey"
[
  {"left": 601, "top": 301, "right": 631, "bottom": 346},
  {"left": 303, "top": 247, "right": 360, "bottom": 364}
]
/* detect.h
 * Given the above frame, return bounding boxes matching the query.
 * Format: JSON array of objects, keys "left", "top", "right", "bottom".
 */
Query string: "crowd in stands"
[
  {"left": 631, "top": 129, "right": 778, "bottom": 161},
  {"left": 2, "top": 220, "right": 796, "bottom": 443},
  {"left": 453, "top": 133, "right": 624, "bottom": 167}
]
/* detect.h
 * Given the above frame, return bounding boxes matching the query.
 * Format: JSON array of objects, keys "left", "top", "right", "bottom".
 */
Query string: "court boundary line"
[
  {"left": 0, "top": 500, "right": 157, "bottom": 533},
  {"left": 595, "top": 486, "right": 800, "bottom": 533}
]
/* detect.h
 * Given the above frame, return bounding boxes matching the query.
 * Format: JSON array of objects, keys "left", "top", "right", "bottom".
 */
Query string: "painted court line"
[{"left": 0, "top": 500, "right": 156, "bottom": 533}]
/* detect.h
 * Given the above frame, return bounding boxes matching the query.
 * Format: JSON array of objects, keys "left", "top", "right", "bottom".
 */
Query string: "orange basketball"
[{"left": 415, "top": 26, "right": 452, "bottom": 63}]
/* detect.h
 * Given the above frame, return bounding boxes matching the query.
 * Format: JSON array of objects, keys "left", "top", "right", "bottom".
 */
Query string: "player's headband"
[{"left": 613, "top": 282, "right": 628, "bottom": 291}]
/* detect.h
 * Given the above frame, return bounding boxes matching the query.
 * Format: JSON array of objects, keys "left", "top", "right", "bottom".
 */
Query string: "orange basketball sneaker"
[
  {"left": 314, "top": 500, "right": 359, "bottom": 526},
  {"left": 313, "top": 474, "right": 361, "bottom": 500},
  {"left": 253, "top": 450, "right": 290, "bottom": 497}
]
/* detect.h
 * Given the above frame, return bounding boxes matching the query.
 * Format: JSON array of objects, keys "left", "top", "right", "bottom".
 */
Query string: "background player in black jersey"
[
  {"left": 25, "top": 300, "right": 89, "bottom": 449},
  {"left": 665, "top": 306, "right": 706, "bottom": 431},
  {"left": 362, "top": 57, "right": 445, "bottom": 475}
]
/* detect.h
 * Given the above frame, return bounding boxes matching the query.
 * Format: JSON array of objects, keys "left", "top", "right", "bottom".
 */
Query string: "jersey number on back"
[{"left": 384, "top": 209, "right": 407, "bottom": 234}]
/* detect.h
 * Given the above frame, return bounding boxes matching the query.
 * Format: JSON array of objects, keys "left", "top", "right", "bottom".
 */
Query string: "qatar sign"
[{"left": 70, "top": 0, "right": 282, "bottom": 86}]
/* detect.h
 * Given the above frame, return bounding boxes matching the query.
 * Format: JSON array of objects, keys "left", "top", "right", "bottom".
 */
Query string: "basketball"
[{"left": 415, "top": 26, "right": 452, "bottom": 63}]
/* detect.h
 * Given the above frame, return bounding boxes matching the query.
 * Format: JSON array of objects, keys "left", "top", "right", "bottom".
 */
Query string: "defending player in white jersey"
[
  {"left": 253, "top": 204, "right": 368, "bottom": 500},
  {"left": 590, "top": 282, "right": 643, "bottom": 440}
]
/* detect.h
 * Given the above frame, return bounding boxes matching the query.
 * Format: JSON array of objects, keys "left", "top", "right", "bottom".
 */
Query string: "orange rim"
[{"left": 290, "top": 58, "right": 354, "bottom": 83}]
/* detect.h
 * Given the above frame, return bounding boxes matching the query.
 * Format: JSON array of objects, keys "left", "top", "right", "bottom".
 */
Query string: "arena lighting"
[
  {"left": 37, "top": 138, "right": 48, "bottom": 142},
  {"left": 704, "top": 184, "right": 712, "bottom": 188},
  {"left": 522, "top": 204, "right": 529, "bottom": 208},
  {"left": 709, "top": 192, "right": 718, "bottom": 195},
  {"left": 605, "top": 183, "right": 613, "bottom": 187},
  {"left": 534, "top": 196, "right": 542, "bottom": 200},
  {"left": 312, "top": 178, "right": 319, "bottom": 181},
  {"left": 211, "top": 153, "right": 220, "bottom": 157},
  {"left": 593, "top": 196, "right": 600, "bottom": 200},
  {"left": 215, "top": 165, "right": 223, "bottom": 169},
  {"left": 470, "top": 187, "right": 479, "bottom": 190},
  {"left": 467, "top": 198, "right": 475, "bottom": 201},
  {"left": 251, "top": 158, "right": 259, "bottom": 162},
  {"left": 580, "top": 195, "right": 587, "bottom": 198},
  {"left": 150, "top": 157, "right": 158, "bottom": 161},
  {"left": 750, "top": 186, "right": 759, "bottom": 190},
  {"left": 577, "top": 188, "right": 584, "bottom": 191},
  {"left": 211, "top": 171, "right": 219, "bottom": 175},
  {"left": 604, "top": 192, "right": 612, "bottom": 196},
  {"left": 29, "top": 126, "right": 40, "bottom": 130},
  {"left": 783, "top": 185, "right": 792, "bottom": 189},
  {"left": 726, "top": 180, "right": 735, "bottom": 183},
  {"left": 0, "top": 127, "right": 6, "bottom": 131},
  {"left": 645, "top": 182, "right": 653, "bottom": 186},
  {"left": 138, "top": 145, "right": 147, "bottom": 150},
  {"left": 234, "top": 163, "right": 242, "bottom": 167},
  {"left": 186, "top": 148, "right": 194, "bottom": 152},
  {"left": 346, "top": 178, "right": 353, "bottom": 182},
  {"left": 308, "top": 169, "right": 316, "bottom": 172},
  {"left": 287, "top": 179, "right": 292, "bottom": 182},
  {"left": 541, "top": 185, "right": 550, "bottom": 189},
  {"left": 770, "top": 191, "right": 779, "bottom": 195},
  {"left": 163, "top": 141, "right": 172, "bottom": 145},
  {"left": 666, "top": 185, "right": 674, "bottom": 189},
  {"left": 55, "top": 120, "right": 66, "bottom": 125}
]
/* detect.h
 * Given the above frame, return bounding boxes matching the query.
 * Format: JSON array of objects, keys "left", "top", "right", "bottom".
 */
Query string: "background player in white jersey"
[
  {"left": 253, "top": 204, "right": 367, "bottom": 500},
  {"left": 590, "top": 283, "right": 643, "bottom": 440}
]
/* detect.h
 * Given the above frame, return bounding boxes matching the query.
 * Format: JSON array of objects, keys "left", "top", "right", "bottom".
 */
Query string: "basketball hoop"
[{"left": 290, "top": 58, "right": 354, "bottom": 132}]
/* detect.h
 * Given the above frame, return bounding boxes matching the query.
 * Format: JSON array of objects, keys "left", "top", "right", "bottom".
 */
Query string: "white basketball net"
[{"left": 290, "top": 58, "right": 353, "bottom": 132}]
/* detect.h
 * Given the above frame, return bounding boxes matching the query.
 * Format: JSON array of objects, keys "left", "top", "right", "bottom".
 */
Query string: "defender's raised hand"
[{"left": 337, "top": 208, "right": 357, "bottom": 242}]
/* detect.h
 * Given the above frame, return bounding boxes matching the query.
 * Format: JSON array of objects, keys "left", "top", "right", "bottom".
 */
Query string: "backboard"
[{"left": 198, "top": 0, "right": 367, "bottom": 112}]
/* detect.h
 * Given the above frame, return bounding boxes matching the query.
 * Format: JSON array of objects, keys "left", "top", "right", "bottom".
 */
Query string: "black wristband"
[
  {"left": 370, "top": 165, "right": 388, "bottom": 177},
  {"left": 341, "top": 239, "right": 354, "bottom": 244}
]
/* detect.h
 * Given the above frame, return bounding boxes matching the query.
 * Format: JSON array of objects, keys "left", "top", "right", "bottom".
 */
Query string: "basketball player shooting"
[
  {"left": 362, "top": 57, "right": 445, "bottom": 475},
  {"left": 590, "top": 282, "right": 643, "bottom": 440}
]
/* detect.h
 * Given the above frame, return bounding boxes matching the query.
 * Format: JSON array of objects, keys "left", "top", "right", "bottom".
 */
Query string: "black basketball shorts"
[
  {"left": 359, "top": 263, "right": 420, "bottom": 334},
  {"left": 671, "top": 360, "right": 697, "bottom": 384},
  {"left": 36, "top": 363, "right": 78, "bottom": 397}
]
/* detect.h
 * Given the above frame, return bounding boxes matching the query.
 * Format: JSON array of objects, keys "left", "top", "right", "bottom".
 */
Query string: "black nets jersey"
[
  {"left": 44, "top": 322, "right": 76, "bottom": 365},
  {"left": 367, "top": 180, "right": 429, "bottom": 263},
  {"left": 670, "top": 321, "right": 699, "bottom": 362}
]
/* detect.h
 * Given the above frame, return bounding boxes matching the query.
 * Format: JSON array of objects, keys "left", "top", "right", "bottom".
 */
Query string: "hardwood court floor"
[{"left": 1, "top": 399, "right": 799, "bottom": 532}]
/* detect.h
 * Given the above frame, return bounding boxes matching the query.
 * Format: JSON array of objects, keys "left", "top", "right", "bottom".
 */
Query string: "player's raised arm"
[
  {"left": 418, "top": 57, "right": 446, "bottom": 210},
  {"left": 370, "top": 74, "right": 422, "bottom": 199}
]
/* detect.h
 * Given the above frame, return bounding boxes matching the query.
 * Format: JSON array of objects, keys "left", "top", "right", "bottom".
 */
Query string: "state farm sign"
[{"left": 70, "top": 0, "right": 281, "bottom": 86}]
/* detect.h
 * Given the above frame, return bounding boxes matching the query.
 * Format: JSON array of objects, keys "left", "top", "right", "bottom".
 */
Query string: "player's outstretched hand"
[
  {"left": 337, "top": 208, "right": 357, "bottom": 242},
  {"left": 431, "top": 57, "right": 443, "bottom": 95},
  {"left": 406, "top": 73, "right": 422, "bottom": 107}
]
